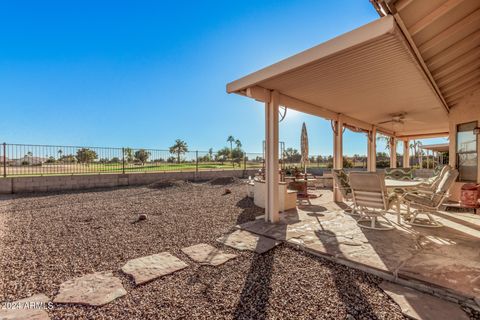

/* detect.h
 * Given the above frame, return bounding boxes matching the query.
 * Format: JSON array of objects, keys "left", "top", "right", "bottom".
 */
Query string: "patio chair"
[
  {"left": 415, "top": 165, "right": 450, "bottom": 193},
  {"left": 349, "top": 172, "right": 398, "bottom": 230},
  {"left": 332, "top": 169, "right": 358, "bottom": 215},
  {"left": 402, "top": 167, "right": 458, "bottom": 228}
]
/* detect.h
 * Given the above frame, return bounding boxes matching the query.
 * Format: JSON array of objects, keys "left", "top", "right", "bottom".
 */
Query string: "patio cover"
[
  {"left": 420, "top": 143, "right": 450, "bottom": 153},
  {"left": 227, "top": 15, "right": 449, "bottom": 139}
]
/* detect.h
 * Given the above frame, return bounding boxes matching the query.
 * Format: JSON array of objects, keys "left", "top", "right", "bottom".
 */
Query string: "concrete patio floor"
[{"left": 237, "top": 189, "right": 480, "bottom": 309}]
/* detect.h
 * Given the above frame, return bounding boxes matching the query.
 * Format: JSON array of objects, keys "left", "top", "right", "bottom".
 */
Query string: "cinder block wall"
[{"left": 0, "top": 169, "right": 258, "bottom": 194}]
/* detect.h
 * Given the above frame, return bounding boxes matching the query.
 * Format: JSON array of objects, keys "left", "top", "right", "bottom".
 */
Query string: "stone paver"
[
  {"left": 181, "top": 243, "right": 237, "bottom": 266},
  {"left": 240, "top": 189, "right": 480, "bottom": 301},
  {"left": 216, "top": 229, "right": 280, "bottom": 254},
  {"left": 0, "top": 294, "right": 50, "bottom": 320},
  {"left": 53, "top": 271, "right": 127, "bottom": 306},
  {"left": 121, "top": 252, "right": 188, "bottom": 285},
  {"left": 379, "top": 281, "right": 469, "bottom": 320}
]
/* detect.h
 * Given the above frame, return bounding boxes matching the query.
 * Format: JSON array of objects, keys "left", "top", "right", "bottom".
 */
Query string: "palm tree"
[
  {"left": 208, "top": 148, "right": 213, "bottom": 160},
  {"left": 235, "top": 139, "right": 242, "bottom": 148},
  {"left": 227, "top": 135, "right": 235, "bottom": 157},
  {"left": 376, "top": 135, "right": 391, "bottom": 151},
  {"left": 410, "top": 140, "right": 422, "bottom": 166},
  {"left": 169, "top": 139, "right": 188, "bottom": 164},
  {"left": 57, "top": 149, "right": 63, "bottom": 160}
]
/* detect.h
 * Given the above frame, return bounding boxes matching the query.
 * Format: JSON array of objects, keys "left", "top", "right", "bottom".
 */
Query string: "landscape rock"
[
  {"left": 216, "top": 230, "right": 280, "bottom": 254},
  {"left": 121, "top": 252, "right": 188, "bottom": 285},
  {"left": 54, "top": 271, "right": 127, "bottom": 306},
  {"left": 181, "top": 243, "right": 237, "bottom": 266}
]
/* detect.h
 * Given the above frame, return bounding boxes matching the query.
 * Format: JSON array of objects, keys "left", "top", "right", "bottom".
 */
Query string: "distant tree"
[
  {"left": 216, "top": 147, "right": 230, "bottom": 164},
  {"left": 45, "top": 156, "right": 56, "bottom": 164},
  {"left": 169, "top": 139, "right": 188, "bottom": 163},
  {"left": 410, "top": 140, "right": 422, "bottom": 166},
  {"left": 110, "top": 157, "right": 120, "bottom": 163},
  {"left": 283, "top": 148, "right": 302, "bottom": 163},
  {"left": 231, "top": 147, "right": 244, "bottom": 167},
  {"left": 76, "top": 148, "right": 98, "bottom": 164},
  {"left": 134, "top": 149, "right": 151, "bottom": 165},
  {"left": 343, "top": 158, "right": 353, "bottom": 168},
  {"left": 235, "top": 139, "right": 242, "bottom": 148},
  {"left": 26, "top": 151, "right": 33, "bottom": 157},
  {"left": 167, "top": 156, "right": 176, "bottom": 163},
  {"left": 124, "top": 147, "right": 134, "bottom": 163},
  {"left": 227, "top": 135, "right": 235, "bottom": 157},
  {"left": 57, "top": 149, "right": 63, "bottom": 159},
  {"left": 59, "top": 154, "right": 76, "bottom": 163},
  {"left": 208, "top": 148, "right": 213, "bottom": 160},
  {"left": 99, "top": 158, "right": 109, "bottom": 164}
]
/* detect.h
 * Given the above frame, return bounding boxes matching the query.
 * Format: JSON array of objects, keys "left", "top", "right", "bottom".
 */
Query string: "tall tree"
[
  {"left": 410, "top": 140, "right": 423, "bottom": 166},
  {"left": 227, "top": 135, "right": 235, "bottom": 157},
  {"left": 208, "top": 148, "right": 213, "bottom": 160},
  {"left": 57, "top": 149, "right": 63, "bottom": 159},
  {"left": 376, "top": 135, "right": 391, "bottom": 151},
  {"left": 124, "top": 147, "right": 134, "bottom": 163},
  {"left": 235, "top": 139, "right": 242, "bottom": 148},
  {"left": 169, "top": 139, "right": 188, "bottom": 164}
]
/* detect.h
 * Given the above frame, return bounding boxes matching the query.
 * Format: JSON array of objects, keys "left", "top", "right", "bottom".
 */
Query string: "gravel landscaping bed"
[{"left": 0, "top": 178, "right": 417, "bottom": 319}]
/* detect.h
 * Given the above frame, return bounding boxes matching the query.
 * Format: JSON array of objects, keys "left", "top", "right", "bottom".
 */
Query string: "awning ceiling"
[
  {"left": 374, "top": 0, "right": 480, "bottom": 108},
  {"left": 227, "top": 16, "right": 449, "bottom": 138}
]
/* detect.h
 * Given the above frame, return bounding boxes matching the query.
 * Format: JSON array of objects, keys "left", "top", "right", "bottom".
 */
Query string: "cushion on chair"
[{"left": 385, "top": 168, "right": 413, "bottom": 181}]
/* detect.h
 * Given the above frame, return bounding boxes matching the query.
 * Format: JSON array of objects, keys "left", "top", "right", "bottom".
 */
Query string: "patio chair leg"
[{"left": 407, "top": 209, "right": 443, "bottom": 228}]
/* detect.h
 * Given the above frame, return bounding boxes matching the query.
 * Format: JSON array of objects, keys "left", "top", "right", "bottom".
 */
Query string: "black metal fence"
[{"left": 0, "top": 143, "right": 267, "bottom": 177}]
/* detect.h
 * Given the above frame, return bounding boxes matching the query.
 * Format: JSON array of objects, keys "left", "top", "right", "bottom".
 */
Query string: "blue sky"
[{"left": 0, "top": 0, "right": 446, "bottom": 155}]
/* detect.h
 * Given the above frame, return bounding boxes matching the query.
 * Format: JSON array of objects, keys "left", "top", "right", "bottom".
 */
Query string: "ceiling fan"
[{"left": 377, "top": 112, "right": 407, "bottom": 125}]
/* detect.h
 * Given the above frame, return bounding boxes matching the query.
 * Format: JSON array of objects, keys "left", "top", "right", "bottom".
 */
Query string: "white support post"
[
  {"left": 333, "top": 119, "right": 343, "bottom": 202},
  {"left": 403, "top": 140, "right": 410, "bottom": 168},
  {"left": 265, "top": 90, "right": 280, "bottom": 223},
  {"left": 389, "top": 137, "right": 397, "bottom": 168},
  {"left": 367, "top": 127, "right": 377, "bottom": 172}
]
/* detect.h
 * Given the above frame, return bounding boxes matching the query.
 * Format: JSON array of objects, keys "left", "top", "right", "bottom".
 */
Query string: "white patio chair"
[
  {"left": 402, "top": 168, "right": 459, "bottom": 228},
  {"left": 332, "top": 169, "right": 358, "bottom": 215},
  {"left": 349, "top": 172, "right": 398, "bottom": 231},
  {"left": 414, "top": 165, "right": 450, "bottom": 194}
]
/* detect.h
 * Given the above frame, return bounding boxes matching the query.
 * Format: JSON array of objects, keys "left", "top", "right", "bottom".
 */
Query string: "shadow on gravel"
[
  {"left": 235, "top": 196, "right": 263, "bottom": 225},
  {"left": 233, "top": 248, "right": 275, "bottom": 320},
  {"left": 209, "top": 177, "right": 237, "bottom": 185}
]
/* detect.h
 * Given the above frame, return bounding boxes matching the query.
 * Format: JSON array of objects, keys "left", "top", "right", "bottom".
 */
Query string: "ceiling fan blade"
[{"left": 377, "top": 120, "right": 393, "bottom": 125}]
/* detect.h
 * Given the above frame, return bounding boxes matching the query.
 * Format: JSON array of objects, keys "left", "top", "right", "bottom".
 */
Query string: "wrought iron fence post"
[
  {"left": 195, "top": 151, "right": 199, "bottom": 174},
  {"left": 243, "top": 152, "right": 247, "bottom": 177},
  {"left": 122, "top": 147, "right": 125, "bottom": 174},
  {"left": 3, "top": 143, "right": 6, "bottom": 178}
]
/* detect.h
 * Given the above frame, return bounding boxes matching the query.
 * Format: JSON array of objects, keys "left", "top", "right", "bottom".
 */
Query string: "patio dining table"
[{"left": 385, "top": 179, "right": 422, "bottom": 223}]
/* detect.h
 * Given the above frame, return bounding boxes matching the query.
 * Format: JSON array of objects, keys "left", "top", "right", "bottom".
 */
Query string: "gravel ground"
[{"left": 0, "top": 177, "right": 456, "bottom": 319}]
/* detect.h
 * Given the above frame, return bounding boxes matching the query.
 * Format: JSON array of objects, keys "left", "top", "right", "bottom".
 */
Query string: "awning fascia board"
[{"left": 242, "top": 85, "right": 395, "bottom": 136}]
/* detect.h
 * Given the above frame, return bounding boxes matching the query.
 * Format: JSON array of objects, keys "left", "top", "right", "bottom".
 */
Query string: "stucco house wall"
[{"left": 448, "top": 89, "right": 480, "bottom": 201}]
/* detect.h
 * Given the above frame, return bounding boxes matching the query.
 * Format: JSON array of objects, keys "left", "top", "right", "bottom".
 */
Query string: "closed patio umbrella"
[{"left": 300, "top": 122, "right": 309, "bottom": 175}]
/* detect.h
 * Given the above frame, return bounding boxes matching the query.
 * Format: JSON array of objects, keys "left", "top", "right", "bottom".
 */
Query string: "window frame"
[{"left": 456, "top": 121, "right": 478, "bottom": 182}]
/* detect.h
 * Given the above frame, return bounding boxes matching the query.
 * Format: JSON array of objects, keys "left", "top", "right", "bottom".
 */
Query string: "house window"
[{"left": 456, "top": 121, "right": 478, "bottom": 182}]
